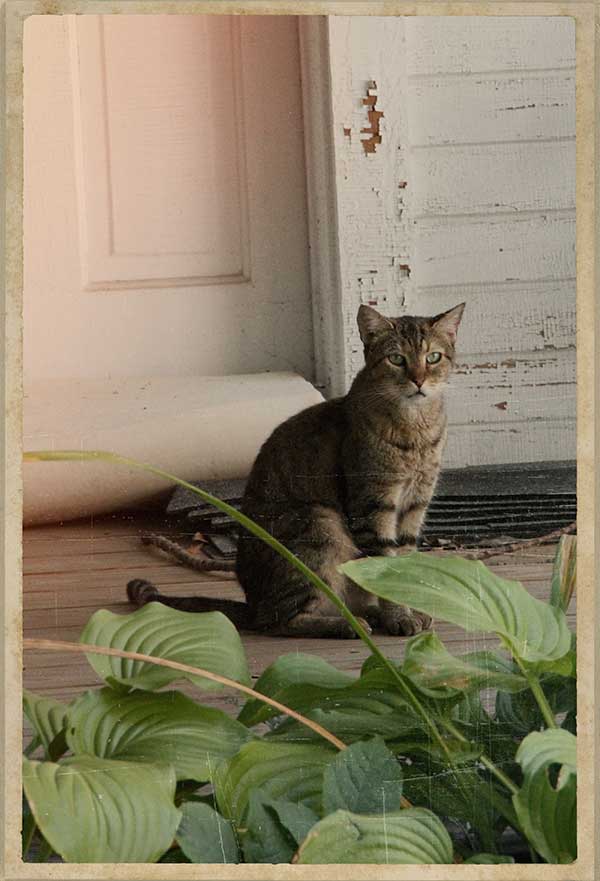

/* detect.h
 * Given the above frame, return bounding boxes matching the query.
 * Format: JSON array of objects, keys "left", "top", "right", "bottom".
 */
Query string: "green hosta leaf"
[
  {"left": 496, "top": 674, "right": 576, "bottom": 736},
  {"left": 513, "top": 729, "right": 577, "bottom": 863},
  {"left": 550, "top": 534, "right": 576, "bottom": 612},
  {"left": 214, "top": 740, "right": 336, "bottom": 822},
  {"left": 296, "top": 808, "right": 453, "bottom": 864},
  {"left": 268, "top": 705, "right": 418, "bottom": 745},
  {"left": 264, "top": 666, "right": 421, "bottom": 745},
  {"left": 390, "top": 737, "right": 483, "bottom": 767},
  {"left": 523, "top": 644, "right": 576, "bottom": 679},
  {"left": 452, "top": 720, "right": 519, "bottom": 768},
  {"left": 23, "top": 691, "right": 68, "bottom": 758},
  {"left": 263, "top": 797, "right": 319, "bottom": 844},
  {"left": 176, "top": 802, "right": 240, "bottom": 863},
  {"left": 66, "top": 688, "right": 252, "bottom": 782},
  {"left": 322, "top": 738, "right": 403, "bottom": 815},
  {"left": 464, "top": 854, "right": 515, "bottom": 863},
  {"left": 495, "top": 690, "right": 538, "bottom": 738},
  {"left": 517, "top": 727, "right": 576, "bottom": 774},
  {"left": 238, "top": 653, "right": 354, "bottom": 727},
  {"left": 401, "top": 760, "right": 500, "bottom": 852},
  {"left": 80, "top": 602, "right": 250, "bottom": 691},
  {"left": 242, "top": 791, "right": 318, "bottom": 863},
  {"left": 451, "top": 691, "right": 492, "bottom": 726},
  {"left": 402, "top": 632, "right": 527, "bottom": 698},
  {"left": 340, "top": 552, "right": 571, "bottom": 663},
  {"left": 23, "top": 755, "right": 180, "bottom": 862}
]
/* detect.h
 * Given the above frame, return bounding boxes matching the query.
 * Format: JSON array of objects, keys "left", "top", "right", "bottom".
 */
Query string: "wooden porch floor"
[{"left": 22, "top": 511, "right": 574, "bottom": 735}]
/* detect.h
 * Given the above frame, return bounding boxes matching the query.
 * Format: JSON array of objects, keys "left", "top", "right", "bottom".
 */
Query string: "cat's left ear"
[{"left": 431, "top": 303, "right": 465, "bottom": 342}]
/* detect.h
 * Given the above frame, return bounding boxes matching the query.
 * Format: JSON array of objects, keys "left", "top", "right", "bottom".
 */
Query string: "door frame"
[
  {"left": 298, "top": 15, "right": 415, "bottom": 401},
  {"left": 298, "top": 16, "right": 346, "bottom": 399}
]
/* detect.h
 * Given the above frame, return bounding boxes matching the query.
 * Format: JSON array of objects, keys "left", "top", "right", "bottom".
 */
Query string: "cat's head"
[{"left": 356, "top": 303, "right": 465, "bottom": 405}]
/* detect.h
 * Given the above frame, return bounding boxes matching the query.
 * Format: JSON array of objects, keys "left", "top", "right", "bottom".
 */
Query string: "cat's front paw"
[{"left": 383, "top": 608, "right": 432, "bottom": 636}]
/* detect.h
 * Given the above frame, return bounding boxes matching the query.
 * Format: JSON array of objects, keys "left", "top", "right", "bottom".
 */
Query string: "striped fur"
[{"left": 129, "top": 303, "right": 464, "bottom": 638}]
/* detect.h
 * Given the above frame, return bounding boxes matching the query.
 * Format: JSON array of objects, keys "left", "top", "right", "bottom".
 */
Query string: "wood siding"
[{"left": 328, "top": 15, "right": 575, "bottom": 467}]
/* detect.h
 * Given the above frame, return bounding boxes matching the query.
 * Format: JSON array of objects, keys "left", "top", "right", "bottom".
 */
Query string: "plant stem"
[
  {"left": 511, "top": 655, "right": 558, "bottom": 729},
  {"left": 23, "top": 735, "right": 41, "bottom": 758},
  {"left": 440, "top": 718, "right": 519, "bottom": 797},
  {"left": 24, "top": 450, "right": 452, "bottom": 762},
  {"left": 22, "top": 810, "right": 37, "bottom": 859},
  {"left": 478, "top": 755, "right": 519, "bottom": 797},
  {"left": 35, "top": 836, "right": 54, "bottom": 862}
]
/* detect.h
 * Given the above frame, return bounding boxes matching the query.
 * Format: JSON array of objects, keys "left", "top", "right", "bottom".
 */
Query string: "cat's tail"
[
  {"left": 126, "top": 578, "right": 256, "bottom": 630},
  {"left": 141, "top": 532, "right": 236, "bottom": 572}
]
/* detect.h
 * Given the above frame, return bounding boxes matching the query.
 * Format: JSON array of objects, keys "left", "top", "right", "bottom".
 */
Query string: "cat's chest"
[
  {"left": 346, "top": 414, "right": 446, "bottom": 484},
  {"left": 382, "top": 426, "right": 446, "bottom": 492}
]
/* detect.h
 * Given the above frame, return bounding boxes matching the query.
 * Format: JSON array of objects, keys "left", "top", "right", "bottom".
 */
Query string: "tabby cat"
[{"left": 128, "top": 302, "right": 464, "bottom": 638}]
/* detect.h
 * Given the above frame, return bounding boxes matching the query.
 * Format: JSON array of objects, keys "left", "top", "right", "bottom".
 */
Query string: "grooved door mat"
[{"left": 167, "top": 461, "right": 576, "bottom": 554}]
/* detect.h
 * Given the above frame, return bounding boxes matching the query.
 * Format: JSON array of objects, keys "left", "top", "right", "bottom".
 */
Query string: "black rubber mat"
[{"left": 167, "top": 461, "right": 576, "bottom": 550}]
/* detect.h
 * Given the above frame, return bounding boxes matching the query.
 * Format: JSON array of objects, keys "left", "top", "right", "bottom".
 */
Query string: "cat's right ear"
[{"left": 357, "top": 305, "right": 394, "bottom": 345}]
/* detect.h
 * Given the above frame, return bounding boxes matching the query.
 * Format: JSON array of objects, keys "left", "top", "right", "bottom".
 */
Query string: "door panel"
[
  {"left": 75, "top": 15, "right": 248, "bottom": 286},
  {"left": 24, "top": 14, "right": 313, "bottom": 382}
]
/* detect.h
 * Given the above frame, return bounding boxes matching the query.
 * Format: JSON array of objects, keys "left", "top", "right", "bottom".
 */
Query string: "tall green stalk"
[
  {"left": 22, "top": 807, "right": 37, "bottom": 859},
  {"left": 511, "top": 655, "right": 558, "bottom": 730},
  {"left": 440, "top": 718, "right": 519, "bottom": 797}
]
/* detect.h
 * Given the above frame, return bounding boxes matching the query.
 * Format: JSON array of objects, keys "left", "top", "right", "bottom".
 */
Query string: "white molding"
[
  {"left": 300, "top": 16, "right": 416, "bottom": 397},
  {"left": 326, "top": 16, "right": 415, "bottom": 387},
  {"left": 298, "top": 16, "right": 347, "bottom": 398}
]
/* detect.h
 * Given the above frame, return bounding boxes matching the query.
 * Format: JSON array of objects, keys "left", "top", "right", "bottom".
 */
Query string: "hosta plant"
[{"left": 22, "top": 451, "right": 577, "bottom": 864}]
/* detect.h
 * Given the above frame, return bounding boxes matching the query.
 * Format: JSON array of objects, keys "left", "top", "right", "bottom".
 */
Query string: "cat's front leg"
[
  {"left": 344, "top": 483, "right": 407, "bottom": 628},
  {"left": 378, "top": 499, "right": 432, "bottom": 635},
  {"left": 345, "top": 482, "right": 401, "bottom": 557},
  {"left": 344, "top": 482, "right": 432, "bottom": 635}
]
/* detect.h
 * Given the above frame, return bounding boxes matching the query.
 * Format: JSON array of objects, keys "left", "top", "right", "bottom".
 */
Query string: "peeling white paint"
[{"left": 328, "top": 15, "right": 575, "bottom": 466}]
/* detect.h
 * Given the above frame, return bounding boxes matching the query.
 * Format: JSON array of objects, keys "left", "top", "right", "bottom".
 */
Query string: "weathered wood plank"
[
  {"left": 445, "top": 418, "right": 576, "bottom": 467},
  {"left": 408, "top": 73, "right": 574, "bottom": 145},
  {"left": 413, "top": 213, "right": 574, "bottom": 287},
  {"left": 412, "top": 281, "right": 575, "bottom": 354},
  {"left": 22, "top": 545, "right": 234, "bottom": 575},
  {"left": 446, "top": 350, "right": 575, "bottom": 425},
  {"left": 22, "top": 534, "right": 147, "bottom": 557},
  {"left": 405, "top": 17, "right": 575, "bottom": 76},
  {"left": 413, "top": 141, "right": 574, "bottom": 217},
  {"left": 23, "top": 520, "right": 154, "bottom": 540},
  {"left": 23, "top": 566, "right": 226, "bottom": 592}
]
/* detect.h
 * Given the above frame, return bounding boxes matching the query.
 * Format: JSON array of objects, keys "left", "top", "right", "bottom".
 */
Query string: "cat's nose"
[{"left": 411, "top": 377, "right": 424, "bottom": 389}]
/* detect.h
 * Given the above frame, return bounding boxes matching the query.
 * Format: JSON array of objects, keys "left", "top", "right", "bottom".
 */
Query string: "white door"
[
  {"left": 24, "top": 14, "right": 313, "bottom": 383},
  {"left": 324, "top": 15, "right": 576, "bottom": 468}
]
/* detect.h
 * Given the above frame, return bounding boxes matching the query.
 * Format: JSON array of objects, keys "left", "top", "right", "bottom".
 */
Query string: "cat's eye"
[
  {"left": 388, "top": 354, "right": 406, "bottom": 367},
  {"left": 426, "top": 352, "right": 442, "bottom": 364}
]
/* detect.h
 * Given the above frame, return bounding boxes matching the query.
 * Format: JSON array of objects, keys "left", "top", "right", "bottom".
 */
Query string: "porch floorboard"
[{"left": 23, "top": 511, "right": 573, "bottom": 731}]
